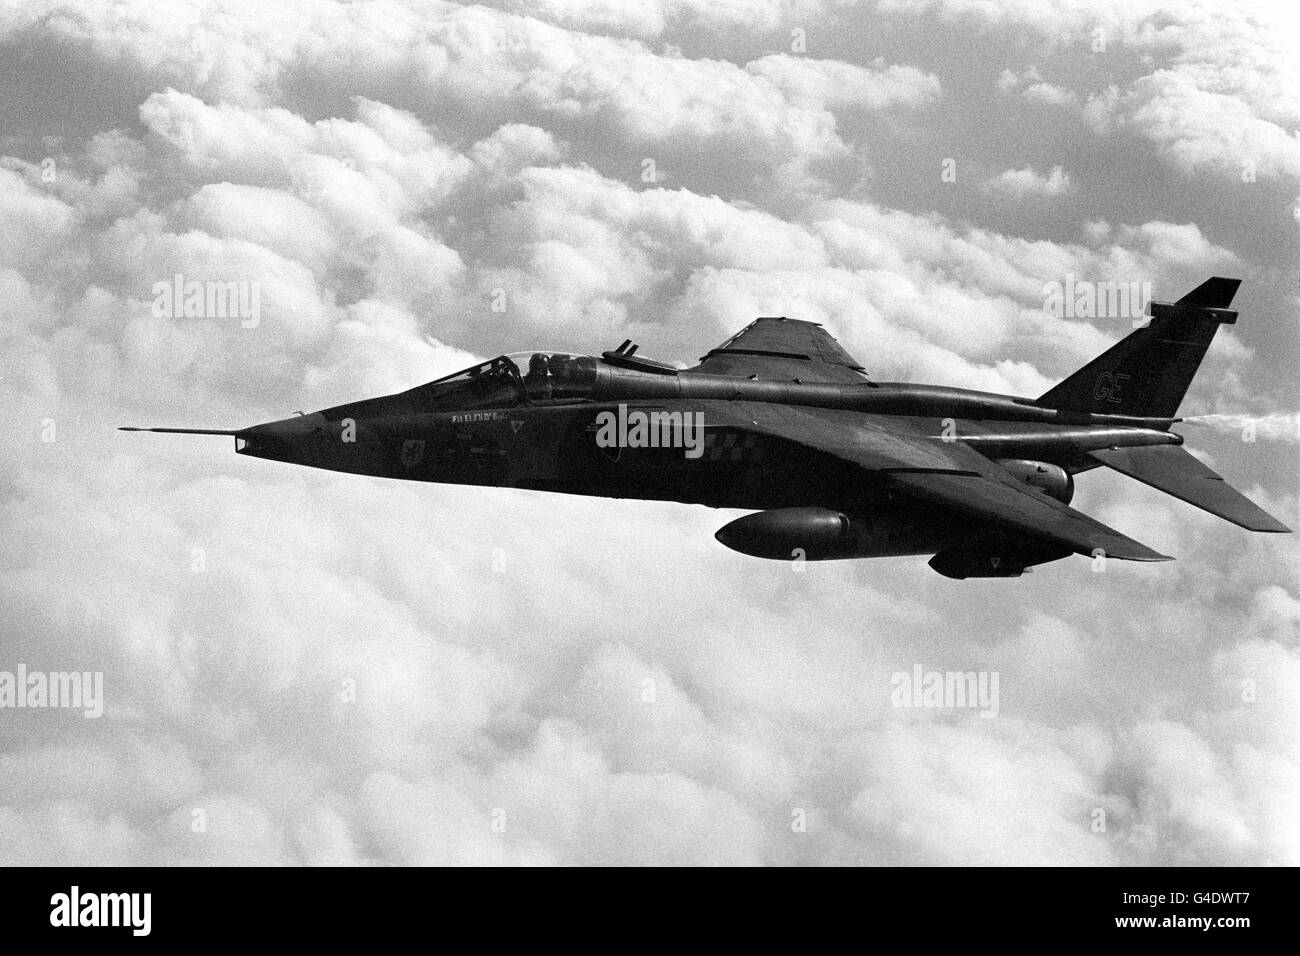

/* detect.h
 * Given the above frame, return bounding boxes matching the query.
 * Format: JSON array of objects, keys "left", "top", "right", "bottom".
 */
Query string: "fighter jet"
[{"left": 123, "top": 276, "right": 1289, "bottom": 577}]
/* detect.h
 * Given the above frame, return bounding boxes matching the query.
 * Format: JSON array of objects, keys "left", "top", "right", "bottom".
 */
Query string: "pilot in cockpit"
[
  {"left": 548, "top": 354, "right": 573, "bottom": 392},
  {"left": 524, "top": 353, "right": 552, "bottom": 399}
]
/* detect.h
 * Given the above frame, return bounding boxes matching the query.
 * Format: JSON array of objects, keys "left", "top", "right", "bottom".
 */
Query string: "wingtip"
[
  {"left": 1109, "top": 549, "right": 1175, "bottom": 562},
  {"left": 1256, "top": 522, "right": 1293, "bottom": 534},
  {"left": 1090, "top": 536, "right": 1174, "bottom": 563}
]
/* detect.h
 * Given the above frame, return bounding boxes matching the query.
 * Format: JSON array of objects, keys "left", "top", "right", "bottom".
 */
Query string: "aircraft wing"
[
  {"left": 688, "top": 317, "right": 870, "bottom": 384},
  {"left": 741, "top": 405, "right": 1172, "bottom": 562}
]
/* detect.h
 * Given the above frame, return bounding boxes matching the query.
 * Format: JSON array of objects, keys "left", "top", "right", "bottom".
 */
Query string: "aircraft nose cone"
[{"left": 237, "top": 413, "right": 326, "bottom": 462}]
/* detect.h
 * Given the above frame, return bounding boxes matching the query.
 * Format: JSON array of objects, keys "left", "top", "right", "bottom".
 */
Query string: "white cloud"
[
  {"left": 748, "top": 54, "right": 941, "bottom": 111},
  {"left": 982, "top": 165, "right": 1077, "bottom": 198},
  {"left": 996, "top": 67, "right": 1080, "bottom": 108}
]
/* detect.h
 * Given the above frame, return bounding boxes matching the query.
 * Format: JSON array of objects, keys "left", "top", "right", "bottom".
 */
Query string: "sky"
[{"left": 0, "top": 0, "right": 1297, "bottom": 865}]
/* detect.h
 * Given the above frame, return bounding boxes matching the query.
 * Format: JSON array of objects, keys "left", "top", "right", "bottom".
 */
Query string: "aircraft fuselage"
[{"left": 235, "top": 365, "right": 1179, "bottom": 525}]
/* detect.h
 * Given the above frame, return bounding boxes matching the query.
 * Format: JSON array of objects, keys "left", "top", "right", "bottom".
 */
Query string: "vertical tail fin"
[{"left": 1037, "top": 276, "right": 1241, "bottom": 418}]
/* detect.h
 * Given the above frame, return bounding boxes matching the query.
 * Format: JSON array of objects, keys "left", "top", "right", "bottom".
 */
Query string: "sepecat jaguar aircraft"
[{"left": 123, "top": 276, "right": 1289, "bottom": 578}]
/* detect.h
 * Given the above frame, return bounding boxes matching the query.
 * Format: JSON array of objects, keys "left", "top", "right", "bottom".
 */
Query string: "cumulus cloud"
[
  {"left": 0, "top": 0, "right": 1296, "bottom": 867},
  {"left": 996, "top": 67, "right": 1080, "bottom": 108},
  {"left": 982, "top": 165, "right": 1077, "bottom": 198},
  {"left": 1086, "top": 73, "right": 1300, "bottom": 180}
]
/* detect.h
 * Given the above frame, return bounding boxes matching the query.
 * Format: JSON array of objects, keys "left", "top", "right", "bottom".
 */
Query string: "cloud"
[
  {"left": 1086, "top": 72, "right": 1300, "bottom": 180},
  {"left": 982, "top": 165, "right": 1077, "bottom": 198},
  {"left": 748, "top": 54, "right": 941, "bottom": 112},
  {"left": 996, "top": 67, "right": 1080, "bottom": 108}
]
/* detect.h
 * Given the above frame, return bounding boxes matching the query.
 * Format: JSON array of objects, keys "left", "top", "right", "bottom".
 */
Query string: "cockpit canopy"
[
  {"left": 406, "top": 352, "right": 598, "bottom": 410},
  {"left": 507, "top": 351, "right": 599, "bottom": 402}
]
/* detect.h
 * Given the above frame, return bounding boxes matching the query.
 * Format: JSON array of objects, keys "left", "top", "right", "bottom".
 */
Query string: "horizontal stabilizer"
[{"left": 1089, "top": 445, "right": 1291, "bottom": 532}]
